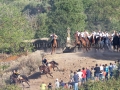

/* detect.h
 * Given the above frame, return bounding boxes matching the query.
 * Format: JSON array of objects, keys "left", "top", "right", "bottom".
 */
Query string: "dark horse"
[
  {"left": 48, "top": 60, "right": 59, "bottom": 71},
  {"left": 51, "top": 36, "right": 57, "bottom": 55},
  {"left": 10, "top": 74, "right": 30, "bottom": 87},
  {"left": 39, "top": 65, "right": 53, "bottom": 77},
  {"left": 94, "top": 35, "right": 103, "bottom": 50},
  {"left": 112, "top": 34, "right": 120, "bottom": 52}
]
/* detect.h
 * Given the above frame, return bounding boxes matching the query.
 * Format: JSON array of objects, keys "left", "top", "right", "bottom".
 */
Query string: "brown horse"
[
  {"left": 89, "top": 34, "right": 95, "bottom": 47},
  {"left": 78, "top": 34, "right": 90, "bottom": 52},
  {"left": 10, "top": 74, "right": 30, "bottom": 87},
  {"left": 39, "top": 65, "right": 53, "bottom": 77},
  {"left": 51, "top": 36, "right": 57, "bottom": 55},
  {"left": 48, "top": 60, "right": 59, "bottom": 71},
  {"left": 74, "top": 33, "right": 82, "bottom": 51}
]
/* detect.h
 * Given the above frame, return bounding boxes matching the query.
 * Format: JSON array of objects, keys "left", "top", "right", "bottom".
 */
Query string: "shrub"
[{"left": 0, "top": 85, "right": 21, "bottom": 90}]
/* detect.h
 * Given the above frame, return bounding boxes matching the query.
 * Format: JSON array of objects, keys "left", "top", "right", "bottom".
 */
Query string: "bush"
[
  {"left": 0, "top": 85, "right": 21, "bottom": 90},
  {"left": 79, "top": 78, "right": 120, "bottom": 90}
]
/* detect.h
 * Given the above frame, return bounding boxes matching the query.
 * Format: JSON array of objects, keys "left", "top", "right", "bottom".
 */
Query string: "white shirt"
[
  {"left": 55, "top": 81, "right": 59, "bottom": 88},
  {"left": 77, "top": 71, "right": 83, "bottom": 79},
  {"left": 93, "top": 32, "right": 96, "bottom": 36},
  {"left": 81, "top": 32, "right": 84, "bottom": 37},
  {"left": 100, "top": 33, "right": 103, "bottom": 37},
  {"left": 100, "top": 65, "right": 103, "bottom": 71},
  {"left": 77, "top": 32, "right": 80, "bottom": 36}
]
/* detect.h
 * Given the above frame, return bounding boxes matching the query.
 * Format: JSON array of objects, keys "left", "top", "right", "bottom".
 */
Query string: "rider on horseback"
[
  {"left": 50, "top": 33, "right": 58, "bottom": 43},
  {"left": 12, "top": 69, "right": 23, "bottom": 80},
  {"left": 42, "top": 58, "right": 48, "bottom": 66}
]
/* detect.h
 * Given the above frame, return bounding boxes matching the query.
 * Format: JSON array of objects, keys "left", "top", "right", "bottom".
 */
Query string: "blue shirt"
[
  {"left": 105, "top": 66, "right": 109, "bottom": 72},
  {"left": 86, "top": 69, "right": 91, "bottom": 78},
  {"left": 73, "top": 74, "right": 79, "bottom": 83},
  {"left": 109, "top": 65, "right": 113, "bottom": 72}
]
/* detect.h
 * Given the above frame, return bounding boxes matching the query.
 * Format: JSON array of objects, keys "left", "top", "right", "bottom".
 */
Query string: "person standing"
[
  {"left": 73, "top": 72, "right": 79, "bottom": 90},
  {"left": 69, "top": 70, "right": 74, "bottom": 81},
  {"left": 81, "top": 67, "right": 87, "bottom": 84},
  {"left": 55, "top": 78, "right": 60, "bottom": 90},
  {"left": 94, "top": 64, "right": 100, "bottom": 81},
  {"left": 48, "top": 82, "right": 52, "bottom": 90},
  {"left": 109, "top": 63, "right": 114, "bottom": 79},
  {"left": 91, "top": 67, "right": 95, "bottom": 80},
  {"left": 86, "top": 67, "right": 91, "bottom": 81},
  {"left": 105, "top": 64, "right": 109, "bottom": 80},
  {"left": 77, "top": 69, "right": 83, "bottom": 86},
  {"left": 40, "top": 82, "right": 46, "bottom": 90}
]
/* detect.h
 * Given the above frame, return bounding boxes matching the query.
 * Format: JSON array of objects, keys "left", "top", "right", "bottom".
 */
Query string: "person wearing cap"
[{"left": 55, "top": 78, "right": 59, "bottom": 89}]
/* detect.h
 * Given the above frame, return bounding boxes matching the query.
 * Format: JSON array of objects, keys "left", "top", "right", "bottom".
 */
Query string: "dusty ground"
[
  {"left": 0, "top": 49, "right": 120, "bottom": 90},
  {"left": 22, "top": 50, "right": 120, "bottom": 90}
]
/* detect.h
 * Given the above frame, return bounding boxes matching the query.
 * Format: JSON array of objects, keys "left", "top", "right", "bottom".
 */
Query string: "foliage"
[
  {"left": 79, "top": 78, "right": 120, "bottom": 90},
  {"left": 0, "top": 0, "right": 120, "bottom": 54},
  {"left": 0, "top": 85, "right": 21, "bottom": 90},
  {"left": 0, "top": 0, "right": 35, "bottom": 54},
  {"left": 83, "top": 0, "right": 120, "bottom": 31},
  {"left": 47, "top": 0, "right": 86, "bottom": 41}
]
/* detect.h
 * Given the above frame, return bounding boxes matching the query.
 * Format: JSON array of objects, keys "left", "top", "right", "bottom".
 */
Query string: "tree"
[
  {"left": 47, "top": 0, "right": 87, "bottom": 42},
  {"left": 0, "top": 2, "right": 34, "bottom": 53},
  {"left": 84, "top": 0, "right": 120, "bottom": 31}
]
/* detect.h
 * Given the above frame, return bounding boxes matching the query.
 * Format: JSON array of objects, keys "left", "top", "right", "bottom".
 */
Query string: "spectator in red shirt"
[{"left": 81, "top": 67, "right": 86, "bottom": 84}]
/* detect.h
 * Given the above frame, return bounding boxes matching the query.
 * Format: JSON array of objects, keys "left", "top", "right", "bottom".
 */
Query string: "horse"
[
  {"left": 74, "top": 33, "right": 82, "bottom": 51},
  {"left": 51, "top": 36, "right": 57, "bottom": 55},
  {"left": 103, "top": 37, "right": 112, "bottom": 50},
  {"left": 39, "top": 65, "right": 53, "bottom": 78},
  {"left": 78, "top": 34, "right": 90, "bottom": 52},
  {"left": 10, "top": 74, "right": 30, "bottom": 88},
  {"left": 89, "top": 34, "right": 95, "bottom": 47},
  {"left": 48, "top": 60, "right": 59, "bottom": 71},
  {"left": 112, "top": 34, "right": 120, "bottom": 52},
  {"left": 94, "top": 35, "right": 102, "bottom": 50}
]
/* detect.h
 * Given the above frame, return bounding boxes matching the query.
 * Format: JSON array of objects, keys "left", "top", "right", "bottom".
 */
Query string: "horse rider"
[
  {"left": 50, "top": 33, "right": 58, "bottom": 43},
  {"left": 76, "top": 31, "right": 80, "bottom": 37},
  {"left": 12, "top": 69, "right": 23, "bottom": 80},
  {"left": 42, "top": 58, "right": 48, "bottom": 66}
]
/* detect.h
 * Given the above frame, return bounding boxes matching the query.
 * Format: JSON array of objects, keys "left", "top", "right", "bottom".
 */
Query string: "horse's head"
[{"left": 50, "top": 61, "right": 59, "bottom": 65}]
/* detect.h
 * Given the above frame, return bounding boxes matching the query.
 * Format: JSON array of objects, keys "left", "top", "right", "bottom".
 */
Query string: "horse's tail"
[{"left": 21, "top": 75, "right": 29, "bottom": 81}]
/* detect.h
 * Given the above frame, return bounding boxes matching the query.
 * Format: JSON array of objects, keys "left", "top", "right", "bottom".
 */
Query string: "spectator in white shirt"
[{"left": 77, "top": 69, "right": 83, "bottom": 86}]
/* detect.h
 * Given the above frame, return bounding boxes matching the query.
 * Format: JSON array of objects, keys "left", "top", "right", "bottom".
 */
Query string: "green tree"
[
  {"left": 84, "top": 0, "right": 120, "bottom": 31},
  {"left": 0, "top": 2, "right": 34, "bottom": 53},
  {"left": 47, "top": 0, "right": 87, "bottom": 41}
]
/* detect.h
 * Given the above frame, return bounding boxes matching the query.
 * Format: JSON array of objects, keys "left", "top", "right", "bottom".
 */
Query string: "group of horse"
[
  {"left": 74, "top": 33, "right": 120, "bottom": 52},
  {"left": 10, "top": 60, "right": 59, "bottom": 87}
]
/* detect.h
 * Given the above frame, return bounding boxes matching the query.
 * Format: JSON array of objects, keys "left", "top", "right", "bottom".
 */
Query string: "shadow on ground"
[
  {"left": 28, "top": 72, "right": 41, "bottom": 79},
  {"left": 76, "top": 49, "right": 120, "bottom": 61}
]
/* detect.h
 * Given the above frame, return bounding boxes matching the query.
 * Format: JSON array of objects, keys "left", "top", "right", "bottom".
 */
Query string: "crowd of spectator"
[{"left": 40, "top": 61, "right": 119, "bottom": 90}]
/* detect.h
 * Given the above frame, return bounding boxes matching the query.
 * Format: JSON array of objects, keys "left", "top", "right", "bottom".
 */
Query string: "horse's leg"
[
  {"left": 46, "top": 74, "right": 48, "bottom": 77},
  {"left": 55, "top": 66, "right": 59, "bottom": 71},
  {"left": 48, "top": 72, "right": 53, "bottom": 78},
  {"left": 53, "top": 67, "right": 55, "bottom": 71},
  {"left": 53, "top": 47, "right": 55, "bottom": 54},
  {"left": 51, "top": 46, "right": 53, "bottom": 55},
  {"left": 25, "top": 81, "right": 30, "bottom": 88}
]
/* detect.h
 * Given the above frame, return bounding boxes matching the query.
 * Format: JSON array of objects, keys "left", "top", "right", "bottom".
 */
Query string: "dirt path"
[{"left": 22, "top": 50, "right": 119, "bottom": 90}]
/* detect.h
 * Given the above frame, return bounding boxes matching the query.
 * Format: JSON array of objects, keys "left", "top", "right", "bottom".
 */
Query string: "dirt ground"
[{"left": 18, "top": 49, "right": 120, "bottom": 90}]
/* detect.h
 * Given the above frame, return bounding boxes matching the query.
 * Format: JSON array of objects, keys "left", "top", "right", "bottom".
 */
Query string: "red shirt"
[{"left": 82, "top": 70, "right": 86, "bottom": 78}]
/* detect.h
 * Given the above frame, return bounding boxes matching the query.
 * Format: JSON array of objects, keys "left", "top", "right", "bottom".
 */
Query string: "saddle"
[{"left": 17, "top": 75, "right": 23, "bottom": 80}]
